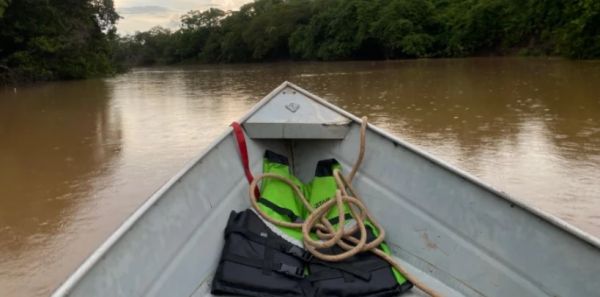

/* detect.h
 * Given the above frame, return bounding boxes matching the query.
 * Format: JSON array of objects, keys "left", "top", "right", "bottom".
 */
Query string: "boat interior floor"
[{"left": 187, "top": 138, "right": 464, "bottom": 297}]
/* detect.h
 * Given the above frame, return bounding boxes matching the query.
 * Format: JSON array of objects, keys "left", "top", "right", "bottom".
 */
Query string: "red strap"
[{"left": 230, "top": 122, "right": 260, "bottom": 198}]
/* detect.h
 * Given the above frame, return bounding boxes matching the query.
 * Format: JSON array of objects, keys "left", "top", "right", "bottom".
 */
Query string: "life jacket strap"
[
  {"left": 286, "top": 245, "right": 313, "bottom": 261},
  {"left": 327, "top": 213, "right": 353, "bottom": 226},
  {"left": 308, "top": 258, "right": 378, "bottom": 281},
  {"left": 220, "top": 252, "right": 305, "bottom": 279},
  {"left": 258, "top": 197, "right": 303, "bottom": 223},
  {"left": 212, "top": 210, "right": 307, "bottom": 297},
  {"left": 225, "top": 224, "right": 311, "bottom": 261}
]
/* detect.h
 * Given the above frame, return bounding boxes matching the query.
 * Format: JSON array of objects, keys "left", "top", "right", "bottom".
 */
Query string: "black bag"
[
  {"left": 212, "top": 209, "right": 310, "bottom": 297},
  {"left": 212, "top": 210, "right": 413, "bottom": 297},
  {"left": 304, "top": 226, "right": 413, "bottom": 297}
]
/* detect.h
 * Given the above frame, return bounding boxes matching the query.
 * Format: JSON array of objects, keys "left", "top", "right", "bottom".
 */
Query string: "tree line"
[
  {"left": 1, "top": 0, "right": 599, "bottom": 84},
  {"left": 115, "top": 0, "right": 600, "bottom": 67},
  {"left": 0, "top": 0, "right": 119, "bottom": 84}
]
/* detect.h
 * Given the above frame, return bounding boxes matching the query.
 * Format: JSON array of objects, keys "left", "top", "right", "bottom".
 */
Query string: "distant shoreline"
[
  {"left": 4, "top": 56, "right": 597, "bottom": 88},
  {"left": 2, "top": 0, "right": 598, "bottom": 86}
]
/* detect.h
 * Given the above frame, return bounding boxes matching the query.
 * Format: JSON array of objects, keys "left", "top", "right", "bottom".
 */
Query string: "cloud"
[
  {"left": 118, "top": 6, "right": 173, "bottom": 15},
  {"left": 114, "top": 0, "right": 252, "bottom": 34}
]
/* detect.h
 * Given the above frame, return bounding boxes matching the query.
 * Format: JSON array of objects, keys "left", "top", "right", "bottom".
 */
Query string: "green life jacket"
[
  {"left": 213, "top": 151, "right": 413, "bottom": 297},
  {"left": 305, "top": 159, "right": 413, "bottom": 296},
  {"left": 258, "top": 150, "right": 306, "bottom": 242},
  {"left": 306, "top": 159, "right": 348, "bottom": 224},
  {"left": 212, "top": 150, "right": 310, "bottom": 297}
]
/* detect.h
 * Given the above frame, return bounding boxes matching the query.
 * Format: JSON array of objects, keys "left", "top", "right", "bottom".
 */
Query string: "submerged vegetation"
[{"left": 1, "top": 0, "right": 599, "bottom": 83}]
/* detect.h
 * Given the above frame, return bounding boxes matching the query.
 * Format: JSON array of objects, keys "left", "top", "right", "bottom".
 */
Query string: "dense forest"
[
  {"left": 0, "top": 0, "right": 119, "bottom": 83},
  {"left": 115, "top": 0, "right": 600, "bottom": 67},
  {"left": 1, "top": 0, "right": 599, "bottom": 84}
]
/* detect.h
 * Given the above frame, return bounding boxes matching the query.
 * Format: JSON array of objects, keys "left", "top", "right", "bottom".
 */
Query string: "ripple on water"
[{"left": 1, "top": 58, "right": 600, "bottom": 297}]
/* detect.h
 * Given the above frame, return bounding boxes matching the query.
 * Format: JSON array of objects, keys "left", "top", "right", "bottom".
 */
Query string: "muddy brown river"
[{"left": 1, "top": 58, "right": 599, "bottom": 296}]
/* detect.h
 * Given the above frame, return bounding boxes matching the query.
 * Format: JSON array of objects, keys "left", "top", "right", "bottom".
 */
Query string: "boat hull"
[{"left": 53, "top": 82, "right": 600, "bottom": 297}]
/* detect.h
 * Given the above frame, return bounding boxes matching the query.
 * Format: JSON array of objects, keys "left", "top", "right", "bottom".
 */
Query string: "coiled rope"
[{"left": 248, "top": 117, "right": 441, "bottom": 297}]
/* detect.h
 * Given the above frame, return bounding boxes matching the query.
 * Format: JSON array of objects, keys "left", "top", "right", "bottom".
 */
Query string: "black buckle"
[
  {"left": 287, "top": 245, "right": 313, "bottom": 261},
  {"left": 277, "top": 263, "right": 304, "bottom": 279}
]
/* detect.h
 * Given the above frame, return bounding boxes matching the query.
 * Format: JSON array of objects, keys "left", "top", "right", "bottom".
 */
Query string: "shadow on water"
[{"left": 0, "top": 79, "right": 122, "bottom": 295}]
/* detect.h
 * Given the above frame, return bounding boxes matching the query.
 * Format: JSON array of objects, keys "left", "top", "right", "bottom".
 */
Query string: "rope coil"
[{"left": 249, "top": 117, "right": 441, "bottom": 297}]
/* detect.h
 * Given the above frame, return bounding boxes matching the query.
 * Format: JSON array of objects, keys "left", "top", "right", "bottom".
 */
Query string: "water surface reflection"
[{"left": 0, "top": 58, "right": 598, "bottom": 296}]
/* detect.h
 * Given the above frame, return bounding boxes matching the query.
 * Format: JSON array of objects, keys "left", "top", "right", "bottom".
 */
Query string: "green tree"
[
  {"left": 111, "top": 0, "right": 600, "bottom": 69},
  {"left": 290, "top": 0, "right": 379, "bottom": 60},
  {"left": 181, "top": 8, "right": 225, "bottom": 30},
  {"left": 0, "top": 0, "right": 10, "bottom": 18},
  {"left": 371, "top": 0, "right": 438, "bottom": 58},
  {"left": 219, "top": 9, "right": 253, "bottom": 62},
  {"left": 242, "top": 0, "right": 311, "bottom": 60},
  {"left": 0, "top": 0, "right": 119, "bottom": 83},
  {"left": 557, "top": 0, "right": 600, "bottom": 58}
]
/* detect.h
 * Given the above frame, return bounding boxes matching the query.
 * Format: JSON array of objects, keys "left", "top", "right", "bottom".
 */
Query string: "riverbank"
[
  {"left": 2, "top": 0, "right": 599, "bottom": 86},
  {"left": 1, "top": 53, "right": 591, "bottom": 87},
  {"left": 113, "top": 0, "right": 600, "bottom": 68}
]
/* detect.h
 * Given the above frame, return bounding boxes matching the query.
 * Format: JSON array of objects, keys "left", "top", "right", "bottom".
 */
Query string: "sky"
[{"left": 114, "top": 0, "right": 252, "bottom": 34}]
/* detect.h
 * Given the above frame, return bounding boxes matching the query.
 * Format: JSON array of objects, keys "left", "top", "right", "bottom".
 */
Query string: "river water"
[{"left": 1, "top": 58, "right": 599, "bottom": 296}]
